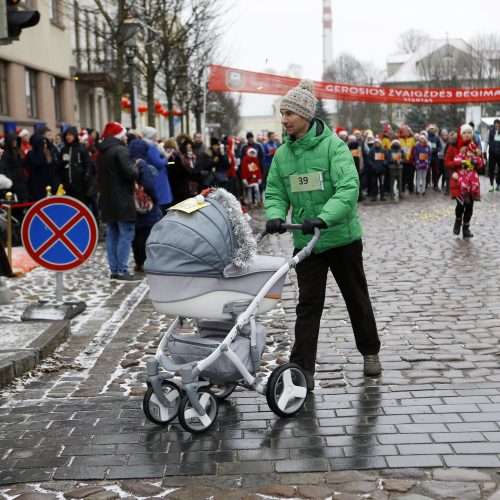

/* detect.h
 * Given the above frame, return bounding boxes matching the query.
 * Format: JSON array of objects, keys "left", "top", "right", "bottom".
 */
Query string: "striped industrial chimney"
[{"left": 322, "top": 0, "right": 333, "bottom": 77}]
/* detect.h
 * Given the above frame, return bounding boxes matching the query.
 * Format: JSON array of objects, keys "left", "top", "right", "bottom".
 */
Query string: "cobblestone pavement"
[{"left": 0, "top": 181, "right": 499, "bottom": 498}]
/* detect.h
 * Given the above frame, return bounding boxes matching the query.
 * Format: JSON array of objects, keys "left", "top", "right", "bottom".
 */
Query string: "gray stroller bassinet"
[
  {"left": 145, "top": 194, "right": 286, "bottom": 319},
  {"left": 142, "top": 189, "right": 319, "bottom": 433}
]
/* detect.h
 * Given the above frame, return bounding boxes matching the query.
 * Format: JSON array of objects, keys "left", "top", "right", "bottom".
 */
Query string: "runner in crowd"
[{"left": 414, "top": 134, "right": 432, "bottom": 196}]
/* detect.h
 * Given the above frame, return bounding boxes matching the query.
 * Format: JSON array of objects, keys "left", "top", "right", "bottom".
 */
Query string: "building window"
[
  {"left": 25, "top": 69, "right": 38, "bottom": 118},
  {"left": 53, "top": 77, "right": 63, "bottom": 122},
  {"left": 0, "top": 61, "right": 8, "bottom": 116},
  {"left": 49, "top": 0, "right": 63, "bottom": 24}
]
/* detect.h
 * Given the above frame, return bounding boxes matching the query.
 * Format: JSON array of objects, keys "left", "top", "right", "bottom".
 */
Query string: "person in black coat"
[
  {"left": 488, "top": 119, "right": 500, "bottom": 192},
  {"left": 58, "top": 127, "right": 94, "bottom": 204},
  {"left": 96, "top": 122, "right": 140, "bottom": 282},
  {"left": 0, "top": 132, "right": 29, "bottom": 204},
  {"left": 367, "top": 138, "right": 389, "bottom": 201},
  {"left": 26, "top": 134, "right": 59, "bottom": 201},
  {"left": 168, "top": 138, "right": 198, "bottom": 203},
  {"left": 194, "top": 137, "right": 230, "bottom": 190}
]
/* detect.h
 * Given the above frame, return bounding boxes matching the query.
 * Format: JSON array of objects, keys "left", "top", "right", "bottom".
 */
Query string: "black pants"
[
  {"left": 290, "top": 239, "right": 380, "bottom": 374},
  {"left": 372, "top": 172, "right": 385, "bottom": 199},
  {"left": 132, "top": 226, "right": 152, "bottom": 266},
  {"left": 489, "top": 154, "right": 500, "bottom": 186},
  {"left": 455, "top": 197, "right": 474, "bottom": 225},
  {"left": 402, "top": 164, "right": 415, "bottom": 193}
]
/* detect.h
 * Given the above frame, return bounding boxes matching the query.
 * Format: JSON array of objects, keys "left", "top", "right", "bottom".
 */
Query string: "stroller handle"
[
  {"left": 255, "top": 224, "right": 321, "bottom": 257},
  {"left": 256, "top": 223, "right": 320, "bottom": 240}
]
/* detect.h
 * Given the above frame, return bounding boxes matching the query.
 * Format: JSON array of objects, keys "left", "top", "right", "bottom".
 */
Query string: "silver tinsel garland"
[{"left": 207, "top": 188, "right": 257, "bottom": 268}]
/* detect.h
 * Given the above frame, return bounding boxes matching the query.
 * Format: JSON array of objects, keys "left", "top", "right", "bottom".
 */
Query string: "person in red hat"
[
  {"left": 96, "top": 122, "right": 141, "bottom": 282},
  {"left": 17, "top": 129, "right": 31, "bottom": 160}
]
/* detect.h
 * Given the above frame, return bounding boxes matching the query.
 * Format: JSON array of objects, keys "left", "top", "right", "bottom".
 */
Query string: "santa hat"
[
  {"left": 18, "top": 128, "right": 29, "bottom": 138},
  {"left": 391, "top": 139, "right": 401, "bottom": 146},
  {"left": 246, "top": 147, "right": 257, "bottom": 156},
  {"left": 79, "top": 129, "right": 89, "bottom": 142},
  {"left": 419, "top": 134, "right": 427, "bottom": 141},
  {"left": 374, "top": 137, "right": 382, "bottom": 144},
  {"left": 352, "top": 128, "right": 361, "bottom": 134},
  {"left": 335, "top": 127, "right": 346, "bottom": 135},
  {"left": 102, "top": 122, "right": 126, "bottom": 140},
  {"left": 338, "top": 130, "right": 348, "bottom": 137},
  {"left": 383, "top": 123, "right": 392, "bottom": 133},
  {"left": 348, "top": 135, "right": 356, "bottom": 142}
]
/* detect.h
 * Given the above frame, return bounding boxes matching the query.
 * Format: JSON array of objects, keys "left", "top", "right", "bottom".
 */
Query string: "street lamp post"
[
  {"left": 123, "top": 14, "right": 140, "bottom": 129},
  {"left": 125, "top": 46, "right": 137, "bottom": 129}
]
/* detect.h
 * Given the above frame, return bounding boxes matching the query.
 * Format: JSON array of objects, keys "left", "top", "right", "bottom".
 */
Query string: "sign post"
[{"left": 21, "top": 196, "right": 98, "bottom": 320}]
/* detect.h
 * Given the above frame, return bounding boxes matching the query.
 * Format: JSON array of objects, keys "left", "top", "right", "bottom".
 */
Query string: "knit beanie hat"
[
  {"left": 280, "top": 79, "right": 317, "bottom": 121},
  {"left": 141, "top": 126, "right": 159, "bottom": 142},
  {"left": 460, "top": 124, "right": 473, "bottom": 135}
]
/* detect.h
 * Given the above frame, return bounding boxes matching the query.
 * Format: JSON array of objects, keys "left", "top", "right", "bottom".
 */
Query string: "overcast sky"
[{"left": 219, "top": 0, "right": 500, "bottom": 116}]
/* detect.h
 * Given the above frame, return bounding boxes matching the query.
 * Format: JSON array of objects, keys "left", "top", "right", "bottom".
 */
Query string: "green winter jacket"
[{"left": 265, "top": 118, "right": 362, "bottom": 253}]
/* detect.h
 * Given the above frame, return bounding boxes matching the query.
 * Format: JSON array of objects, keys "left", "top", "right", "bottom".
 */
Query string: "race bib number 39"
[{"left": 290, "top": 172, "right": 324, "bottom": 193}]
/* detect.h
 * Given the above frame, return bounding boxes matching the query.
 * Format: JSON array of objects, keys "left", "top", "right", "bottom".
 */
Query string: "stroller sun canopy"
[{"left": 145, "top": 199, "right": 236, "bottom": 278}]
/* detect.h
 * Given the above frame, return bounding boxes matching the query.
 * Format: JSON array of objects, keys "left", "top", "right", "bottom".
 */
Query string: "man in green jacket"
[{"left": 264, "top": 79, "right": 381, "bottom": 390}]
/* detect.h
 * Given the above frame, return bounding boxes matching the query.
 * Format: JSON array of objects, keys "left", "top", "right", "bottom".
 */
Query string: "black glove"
[
  {"left": 302, "top": 218, "right": 327, "bottom": 235},
  {"left": 266, "top": 218, "right": 285, "bottom": 234}
]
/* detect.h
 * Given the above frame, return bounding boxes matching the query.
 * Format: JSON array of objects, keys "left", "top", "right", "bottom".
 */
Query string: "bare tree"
[
  {"left": 206, "top": 91, "right": 241, "bottom": 137},
  {"left": 74, "top": 0, "right": 237, "bottom": 134},
  {"left": 325, "top": 53, "right": 386, "bottom": 130},
  {"left": 91, "top": 0, "right": 129, "bottom": 121},
  {"left": 404, "top": 36, "right": 500, "bottom": 129},
  {"left": 396, "top": 29, "right": 429, "bottom": 54}
]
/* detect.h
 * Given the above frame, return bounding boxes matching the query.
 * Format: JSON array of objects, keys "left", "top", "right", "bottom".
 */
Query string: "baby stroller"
[{"left": 143, "top": 189, "right": 320, "bottom": 433}]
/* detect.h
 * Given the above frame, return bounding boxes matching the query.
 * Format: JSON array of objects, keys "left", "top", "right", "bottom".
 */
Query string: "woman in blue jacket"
[
  {"left": 141, "top": 127, "right": 173, "bottom": 214},
  {"left": 128, "top": 138, "right": 162, "bottom": 272}
]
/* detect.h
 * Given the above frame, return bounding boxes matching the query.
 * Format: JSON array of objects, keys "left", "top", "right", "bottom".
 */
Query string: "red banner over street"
[{"left": 209, "top": 64, "right": 500, "bottom": 105}]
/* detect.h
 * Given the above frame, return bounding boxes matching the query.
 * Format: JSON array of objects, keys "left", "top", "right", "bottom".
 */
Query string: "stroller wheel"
[
  {"left": 210, "top": 383, "right": 237, "bottom": 400},
  {"left": 266, "top": 363, "right": 308, "bottom": 418},
  {"left": 143, "top": 381, "right": 181, "bottom": 425},
  {"left": 178, "top": 388, "right": 218, "bottom": 433}
]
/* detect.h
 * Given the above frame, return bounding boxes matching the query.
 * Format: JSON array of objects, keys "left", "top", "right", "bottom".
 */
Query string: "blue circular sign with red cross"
[{"left": 21, "top": 196, "right": 98, "bottom": 271}]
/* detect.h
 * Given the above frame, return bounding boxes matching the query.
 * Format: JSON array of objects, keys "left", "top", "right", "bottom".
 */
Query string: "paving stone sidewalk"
[{"left": 0, "top": 182, "right": 499, "bottom": 498}]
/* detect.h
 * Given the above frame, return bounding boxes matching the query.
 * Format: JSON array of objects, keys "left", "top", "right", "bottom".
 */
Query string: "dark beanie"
[{"left": 210, "top": 137, "right": 220, "bottom": 146}]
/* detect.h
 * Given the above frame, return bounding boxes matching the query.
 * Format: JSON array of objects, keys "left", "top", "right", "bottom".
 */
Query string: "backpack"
[
  {"left": 134, "top": 182, "right": 154, "bottom": 214},
  {"left": 134, "top": 160, "right": 154, "bottom": 214}
]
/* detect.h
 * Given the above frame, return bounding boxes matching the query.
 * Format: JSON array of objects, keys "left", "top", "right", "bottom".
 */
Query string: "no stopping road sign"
[{"left": 21, "top": 196, "right": 98, "bottom": 271}]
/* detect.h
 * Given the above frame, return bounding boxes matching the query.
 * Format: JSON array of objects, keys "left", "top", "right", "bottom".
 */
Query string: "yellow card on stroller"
[{"left": 169, "top": 197, "right": 209, "bottom": 213}]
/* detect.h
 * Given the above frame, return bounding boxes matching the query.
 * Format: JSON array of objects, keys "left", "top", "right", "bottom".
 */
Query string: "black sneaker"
[
  {"left": 453, "top": 218, "right": 462, "bottom": 235},
  {"left": 363, "top": 355, "right": 382, "bottom": 376},
  {"left": 110, "top": 273, "right": 119, "bottom": 282},
  {"left": 115, "top": 273, "right": 143, "bottom": 282}
]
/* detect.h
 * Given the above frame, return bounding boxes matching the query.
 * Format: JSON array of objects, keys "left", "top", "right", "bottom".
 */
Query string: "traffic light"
[{"left": 0, "top": 0, "right": 40, "bottom": 43}]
